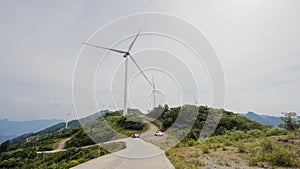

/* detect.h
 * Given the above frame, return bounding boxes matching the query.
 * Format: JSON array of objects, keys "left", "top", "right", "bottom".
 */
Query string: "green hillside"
[
  {"left": 147, "top": 105, "right": 267, "bottom": 143},
  {"left": 0, "top": 110, "right": 132, "bottom": 169},
  {"left": 1, "top": 105, "right": 299, "bottom": 168},
  {"left": 151, "top": 106, "right": 300, "bottom": 168},
  {"left": 66, "top": 109, "right": 147, "bottom": 148}
]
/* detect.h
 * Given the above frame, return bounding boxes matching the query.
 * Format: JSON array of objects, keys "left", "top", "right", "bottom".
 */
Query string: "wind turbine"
[
  {"left": 151, "top": 76, "right": 157, "bottom": 107},
  {"left": 194, "top": 95, "right": 199, "bottom": 106},
  {"left": 83, "top": 29, "right": 152, "bottom": 116},
  {"left": 148, "top": 76, "right": 166, "bottom": 109},
  {"left": 65, "top": 106, "right": 73, "bottom": 129}
]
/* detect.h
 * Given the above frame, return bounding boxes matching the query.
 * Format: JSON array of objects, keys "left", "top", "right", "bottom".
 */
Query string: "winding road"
[{"left": 71, "top": 121, "right": 174, "bottom": 169}]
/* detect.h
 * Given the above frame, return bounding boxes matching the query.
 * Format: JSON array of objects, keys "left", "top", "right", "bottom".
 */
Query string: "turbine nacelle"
[{"left": 123, "top": 52, "right": 130, "bottom": 58}]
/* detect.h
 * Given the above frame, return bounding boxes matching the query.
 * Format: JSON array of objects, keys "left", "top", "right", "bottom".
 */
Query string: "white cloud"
[
  {"left": 1, "top": 0, "right": 300, "bottom": 119},
  {"left": 11, "top": 96, "right": 41, "bottom": 105}
]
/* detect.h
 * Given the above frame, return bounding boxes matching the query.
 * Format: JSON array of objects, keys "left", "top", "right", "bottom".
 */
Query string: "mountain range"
[
  {"left": 4, "top": 109, "right": 110, "bottom": 144},
  {"left": 0, "top": 119, "right": 63, "bottom": 143},
  {"left": 0, "top": 110, "right": 292, "bottom": 143},
  {"left": 240, "top": 111, "right": 283, "bottom": 126}
]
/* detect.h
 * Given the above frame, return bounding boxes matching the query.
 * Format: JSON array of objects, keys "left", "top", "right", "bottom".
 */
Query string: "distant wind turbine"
[
  {"left": 65, "top": 106, "right": 73, "bottom": 129},
  {"left": 83, "top": 29, "right": 152, "bottom": 116},
  {"left": 148, "top": 76, "right": 166, "bottom": 109},
  {"left": 151, "top": 76, "right": 157, "bottom": 107},
  {"left": 194, "top": 95, "right": 199, "bottom": 105}
]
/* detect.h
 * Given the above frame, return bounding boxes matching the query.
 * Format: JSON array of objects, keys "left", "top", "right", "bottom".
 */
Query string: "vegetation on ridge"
[{"left": 1, "top": 105, "right": 299, "bottom": 168}]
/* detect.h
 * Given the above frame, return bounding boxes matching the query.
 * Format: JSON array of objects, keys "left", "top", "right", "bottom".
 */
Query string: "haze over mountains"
[
  {"left": 0, "top": 119, "right": 63, "bottom": 143},
  {"left": 240, "top": 112, "right": 283, "bottom": 126},
  {"left": 0, "top": 109, "right": 110, "bottom": 144},
  {"left": 0, "top": 109, "right": 288, "bottom": 143}
]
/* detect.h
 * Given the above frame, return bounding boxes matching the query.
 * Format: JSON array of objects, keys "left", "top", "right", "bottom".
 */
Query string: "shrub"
[
  {"left": 222, "top": 146, "right": 228, "bottom": 151},
  {"left": 236, "top": 141, "right": 246, "bottom": 153},
  {"left": 186, "top": 139, "right": 199, "bottom": 147},
  {"left": 223, "top": 139, "right": 233, "bottom": 146},
  {"left": 249, "top": 155, "right": 260, "bottom": 166},
  {"left": 201, "top": 144, "right": 209, "bottom": 153},
  {"left": 248, "top": 129, "right": 266, "bottom": 138},
  {"left": 267, "top": 147, "right": 296, "bottom": 167},
  {"left": 259, "top": 138, "right": 297, "bottom": 167},
  {"left": 266, "top": 127, "right": 288, "bottom": 137},
  {"left": 226, "top": 130, "right": 248, "bottom": 141},
  {"left": 0, "top": 140, "right": 10, "bottom": 152},
  {"left": 37, "top": 145, "right": 53, "bottom": 151},
  {"left": 261, "top": 138, "right": 274, "bottom": 153}
]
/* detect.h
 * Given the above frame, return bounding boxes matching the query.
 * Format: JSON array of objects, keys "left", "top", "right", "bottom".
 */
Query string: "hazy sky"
[{"left": 0, "top": 0, "right": 299, "bottom": 120}]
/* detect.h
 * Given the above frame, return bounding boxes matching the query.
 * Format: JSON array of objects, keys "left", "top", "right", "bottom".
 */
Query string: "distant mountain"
[
  {"left": 241, "top": 112, "right": 283, "bottom": 126},
  {"left": 9, "top": 110, "right": 110, "bottom": 145},
  {"left": 0, "top": 119, "right": 63, "bottom": 143},
  {"left": 0, "top": 135, "right": 15, "bottom": 144}
]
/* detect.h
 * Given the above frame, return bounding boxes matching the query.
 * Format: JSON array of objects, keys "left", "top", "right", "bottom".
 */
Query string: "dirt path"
[
  {"left": 37, "top": 138, "right": 70, "bottom": 154},
  {"left": 57, "top": 138, "right": 70, "bottom": 149}
]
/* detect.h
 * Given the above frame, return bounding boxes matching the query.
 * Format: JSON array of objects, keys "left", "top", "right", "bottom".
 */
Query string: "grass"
[
  {"left": 165, "top": 148, "right": 200, "bottom": 169},
  {"left": 166, "top": 129, "right": 300, "bottom": 168}
]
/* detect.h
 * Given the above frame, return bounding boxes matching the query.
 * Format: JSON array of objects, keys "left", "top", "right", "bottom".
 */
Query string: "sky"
[{"left": 0, "top": 0, "right": 299, "bottom": 120}]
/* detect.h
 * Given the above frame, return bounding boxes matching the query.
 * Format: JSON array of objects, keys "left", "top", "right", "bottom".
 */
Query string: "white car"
[
  {"left": 154, "top": 131, "right": 164, "bottom": 136},
  {"left": 132, "top": 133, "right": 139, "bottom": 138}
]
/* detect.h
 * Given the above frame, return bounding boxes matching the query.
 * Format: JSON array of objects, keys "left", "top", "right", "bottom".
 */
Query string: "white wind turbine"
[
  {"left": 83, "top": 29, "right": 153, "bottom": 116},
  {"left": 194, "top": 95, "right": 199, "bottom": 106},
  {"left": 65, "top": 106, "right": 73, "bottom": 129},
  {"left": 148, "top": 76, "right": 166, "bottom": 109}
]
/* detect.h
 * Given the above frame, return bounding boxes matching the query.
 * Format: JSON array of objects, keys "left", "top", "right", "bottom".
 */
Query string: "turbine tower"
[
  {"left": 151, "top": 76, "right": 157, "bottom": 107},
  {"left": 194, "top": 95, "right": 199, "bottom": 106},
  {"left": 65, "top": 106, "right": 73, "bottom": 129},
  {"left": 65, "top": 111, "right": 70, "bottom": 129},
  {"left": 83, "top": 29, "right": 152, "bottom": 116}
]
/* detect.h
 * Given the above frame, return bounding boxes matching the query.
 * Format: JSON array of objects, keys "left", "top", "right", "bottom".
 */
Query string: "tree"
[
  {"left": 280, "top": 112, "right": 299, "bottom": 131},
  {"left": 0, "top": 140, "right": 10, "bottom": 152}
]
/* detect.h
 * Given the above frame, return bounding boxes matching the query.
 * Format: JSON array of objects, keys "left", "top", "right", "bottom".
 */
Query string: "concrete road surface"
[{"left": 71, "top": 122, "right": 174, "bottom": 169}]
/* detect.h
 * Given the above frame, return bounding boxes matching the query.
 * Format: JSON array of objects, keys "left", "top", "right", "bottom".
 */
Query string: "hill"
[
  {"left": 8, "top": 109, "right": 110, "bottom": 146},
  {"left": 0, "top": 119, "right": 63, "bottom": 143},
  {"left": 147, "top": 105, "right": 268, "bottom": 143},
  {"left": 241, "top": 111, "right": 283, "bottom": 126},
  {"left": 2, "top": 105, "right": 299, "bottom": 168},
  {"left": 159, "top": 107, "right": 300, "bottom": 168},
  {"left": 0, "top": 135, "right": 15, "bottom": 144},
  {"left": 0, "top": 109, "right": 143, "bottom": 168}
]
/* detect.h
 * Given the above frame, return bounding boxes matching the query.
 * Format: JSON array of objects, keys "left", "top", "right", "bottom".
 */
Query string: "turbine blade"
[
  {"left": 128, "top": 54, "right": 152, "bottom": 87},
  {"left": 152, "top": 76, "right": 156, "bottom": 89},
  {"left": 83, "top": 42, "right": 127, "bottom": 54},
  {"left": 128, "top": 28, "right": 142, "bottom": 52}
]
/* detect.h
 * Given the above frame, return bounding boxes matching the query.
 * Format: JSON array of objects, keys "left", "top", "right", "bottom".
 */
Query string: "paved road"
[
  {"left": 140, "top": 120, "right": 165, "bottom": 144},
  {"left": 71, "top": 122, "right": 174, "bottom": 169}
]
